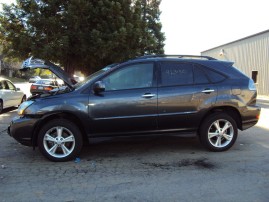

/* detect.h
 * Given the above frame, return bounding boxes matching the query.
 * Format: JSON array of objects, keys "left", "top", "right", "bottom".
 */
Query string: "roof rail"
[{"left": 135, "top": 55, "right": 216, "bottom": 60}]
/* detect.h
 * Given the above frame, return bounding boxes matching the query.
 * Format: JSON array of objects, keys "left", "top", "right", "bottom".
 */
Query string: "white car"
[{"left": 0, "top": 78, "right": 26, "bottom": 113}]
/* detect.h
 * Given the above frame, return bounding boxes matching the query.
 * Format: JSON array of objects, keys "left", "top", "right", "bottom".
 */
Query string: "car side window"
[
  {"left": 102, "top": 63, "right": 154, "bottom": 91},
  {"left": 2, "top": 81, "right": 8, "bottom": 89},
  {"left": 0, "top": 81, "right": 3, "bottom": 89},
  {"left": 160, "top": 62, "right": 193, "bottom": 86},
  {"left": 204, "top": 68, "right": 226, "bottom": 83},
  {"left": 193, "top": 65, "right": 210, "bottom": 84},
  {"left": 6, "top": 81, "right": 15, "bottom": 90}
]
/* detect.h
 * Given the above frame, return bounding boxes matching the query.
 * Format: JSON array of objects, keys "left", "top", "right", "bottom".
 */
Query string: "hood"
[{"left": 21, "top": 57, "right": 76, "bottom": 88}]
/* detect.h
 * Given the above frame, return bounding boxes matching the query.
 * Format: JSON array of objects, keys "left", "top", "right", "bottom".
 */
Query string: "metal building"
[{"left": 201, "top": 29, "right": 269, "bottom": 96}]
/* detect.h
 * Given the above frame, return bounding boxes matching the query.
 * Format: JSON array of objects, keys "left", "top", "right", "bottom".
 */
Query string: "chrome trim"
[
  {"left": 202, "top": 89, "right": 215, "bottom": 93},
  {"left": 142, "top": 94, "right": 156, "bottom": 98}
]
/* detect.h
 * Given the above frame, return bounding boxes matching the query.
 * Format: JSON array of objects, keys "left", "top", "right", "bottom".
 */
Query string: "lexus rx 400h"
[{"left": 8, "top": 55, "right": 260, "bottom": 162}]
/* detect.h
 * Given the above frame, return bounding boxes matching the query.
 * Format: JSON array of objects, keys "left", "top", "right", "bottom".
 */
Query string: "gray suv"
[{"left": 8, "top": 55, "right": 261, "bottom": 161}]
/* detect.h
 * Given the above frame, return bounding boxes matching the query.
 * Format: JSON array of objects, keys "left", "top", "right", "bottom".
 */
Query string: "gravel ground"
[{"left": 0, "top": 99, "right": 268, "bottom": 202}]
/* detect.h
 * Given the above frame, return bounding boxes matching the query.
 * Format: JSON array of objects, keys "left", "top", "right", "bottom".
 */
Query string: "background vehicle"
[
  {"left": 0, "top": 78, "right": 26, "bottom": 113},
  {"left": 28, "top": 76, "right": 41, "bottom": 83},
  {"left": 30, "top": 79, "right": 60, "bottom": 95},
  {"left": 8, "top": 56, "right": 260, "bottom": 161}
]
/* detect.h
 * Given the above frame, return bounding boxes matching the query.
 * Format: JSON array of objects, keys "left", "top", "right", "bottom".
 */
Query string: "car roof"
[
  {"left": 123, "top": 55, "right": 246, "bottom": 78},
  {"left": 124, "top": 56, "right": 234, "bottom": 68},
  {"left": 0, "top": 77, "right": 12, "bottom": 82}
]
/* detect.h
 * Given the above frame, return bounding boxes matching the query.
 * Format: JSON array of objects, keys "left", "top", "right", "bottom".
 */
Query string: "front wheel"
[
  {"left": 38, "top": 119, "right": 83, "bottom": 162},
  {"left": 199, "top": 113, "right": 238, "bottom": 152}
]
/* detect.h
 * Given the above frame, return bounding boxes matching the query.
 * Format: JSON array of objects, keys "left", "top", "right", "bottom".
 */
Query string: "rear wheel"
[
  {"left": 199, "top": 113, "right": 238, "bottom": 151},
  {"left": 38, "top": 119, "right": 83, "bottom": 162}
]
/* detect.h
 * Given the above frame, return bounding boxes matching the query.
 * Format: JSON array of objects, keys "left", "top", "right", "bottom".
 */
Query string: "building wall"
[{"left": 201, "top": 31, "right": 269, "bottom": 95}]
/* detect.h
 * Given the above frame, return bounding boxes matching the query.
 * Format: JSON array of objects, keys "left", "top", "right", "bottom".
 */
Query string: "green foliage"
[{"left": 0, "top": 0, "right": 165, "bottom": 75}]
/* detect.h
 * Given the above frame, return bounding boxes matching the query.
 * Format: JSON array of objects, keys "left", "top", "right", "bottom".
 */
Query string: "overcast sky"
[
  {"left": 160, "top": 0, "right": 269, "bottom": 54},
  {"left": 1, "top": 0, "right": 269, "bottom": 55}
]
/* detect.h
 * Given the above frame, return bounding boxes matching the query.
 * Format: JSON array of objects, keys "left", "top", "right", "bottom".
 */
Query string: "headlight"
[{"left": 18, "top": 100, "right": 34, "bottom": 116}]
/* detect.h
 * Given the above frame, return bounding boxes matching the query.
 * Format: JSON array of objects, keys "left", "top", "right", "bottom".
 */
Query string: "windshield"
[{"left": 73, "top": 64, "right": 118, "bottom": 89}]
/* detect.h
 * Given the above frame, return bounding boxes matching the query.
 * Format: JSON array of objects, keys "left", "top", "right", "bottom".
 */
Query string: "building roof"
[{"left": 201, "top": 29, "right": 269, "bottom": 53}]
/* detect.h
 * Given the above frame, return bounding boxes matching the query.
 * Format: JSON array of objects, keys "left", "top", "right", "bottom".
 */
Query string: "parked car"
[
  {"left": 8, "top": 55, "right": 260, "bottom": 162},
  {"left": 30, "top": 79, "right": 60, "bottom": 95},
  {"left": 29, "top": 76, "right": 41, "bottom": 83},
  {"left": 0, "top": 78, "right": 26, "bottom": 113}
]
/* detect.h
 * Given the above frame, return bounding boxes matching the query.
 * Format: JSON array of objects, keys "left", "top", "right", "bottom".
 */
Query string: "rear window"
[
  {"left": 193, "top": 65, "right": 210, "bottom": 84},
  {"left": 36, "top": 80, "right": 53, "bottom": 85},
  {"left": 205, "top": 68, "right": 226, "bottom": 83},
  {"left": 194, "top": 63, "right": 226, "bottom": 83}
]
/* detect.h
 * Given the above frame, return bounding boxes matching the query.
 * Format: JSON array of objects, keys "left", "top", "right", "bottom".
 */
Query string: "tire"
[
  {"left": 199, "top": 113, "right": 238, "bottom": 152},
  {"left": 0, "top": 100, "right": 3, "bottom": 114},
  {"left": 38, "top": 119, "right": 83, "bottom": 162}
]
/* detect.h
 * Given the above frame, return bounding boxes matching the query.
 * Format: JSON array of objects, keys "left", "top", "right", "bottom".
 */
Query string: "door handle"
[
  {"left": 202, "top": 89, "right": 215, "bottom": 93},
  {"left": 142, "top": 93, "right": 156, "bottom": 98}
]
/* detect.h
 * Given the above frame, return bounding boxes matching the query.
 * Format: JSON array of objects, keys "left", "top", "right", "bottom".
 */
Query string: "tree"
[
  {"left": 0, "top": 0, "right": 165, "bottom": 75},
  {"left": 138, "top": 0, "right": 165, "bottom": 54}
]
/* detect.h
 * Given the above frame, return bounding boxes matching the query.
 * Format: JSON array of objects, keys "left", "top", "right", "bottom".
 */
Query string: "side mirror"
[
  {"left": 93, "top": 81, "right": 105, "bottom": 94},
  {"left": 16, "top": 87, "right": 21, "bottom": 91}
]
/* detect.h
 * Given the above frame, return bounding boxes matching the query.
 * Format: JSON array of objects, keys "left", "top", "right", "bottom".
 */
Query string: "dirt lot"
[{"left": 0, "top": 99, "right": 269, "bottom": 202}]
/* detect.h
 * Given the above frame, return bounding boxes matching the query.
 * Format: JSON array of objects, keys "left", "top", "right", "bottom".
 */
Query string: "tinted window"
[
  {"left": 193, "top": 65, "right": 210, "bottom": 84},
  {"left": 2, "top": 81, "right": 8, "bottom": 89},
  {"left": 103, "top": 63, "right": 154, "bottom": 91},
  {"left": 205, "top": 68, "right": 225, "bottom": 83},
  {"left": 160, "top": 62, "right": 193, "bottom": 86},
  {"left": 36, "top": 80, "right": 53, "bottom": 85}
]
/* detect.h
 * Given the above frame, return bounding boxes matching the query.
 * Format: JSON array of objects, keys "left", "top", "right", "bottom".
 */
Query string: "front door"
[{"left": 89, "top": 62, "right": 158, "bottom": 136}]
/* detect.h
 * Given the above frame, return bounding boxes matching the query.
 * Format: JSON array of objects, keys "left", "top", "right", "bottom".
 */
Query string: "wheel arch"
[
  {"left": 199, "top": 106, "right": 242, "bottom": 133},
  {"left": 32, "top": 112, "right": 89, "bottom": 146}
]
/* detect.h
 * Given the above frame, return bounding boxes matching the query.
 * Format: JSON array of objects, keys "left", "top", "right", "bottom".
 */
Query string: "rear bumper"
[
  {"left": 241, "top": 105, "right": 261, "bottom": 130},
  {"left": 8, "top": 116, "right": 39, "bottom": 146}
]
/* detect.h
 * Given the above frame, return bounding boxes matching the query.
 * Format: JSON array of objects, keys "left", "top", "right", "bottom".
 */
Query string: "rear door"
[
  {"left": 157, "top": 61, "right": 218, "bottom": 131},
  {"left": 89, "top": 62, "right": 158, "bottom": 135}
]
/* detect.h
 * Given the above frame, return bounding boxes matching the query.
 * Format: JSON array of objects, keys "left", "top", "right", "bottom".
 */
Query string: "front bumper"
[{"left": 8, "top": 116, "right": 39, "bottom": 146}]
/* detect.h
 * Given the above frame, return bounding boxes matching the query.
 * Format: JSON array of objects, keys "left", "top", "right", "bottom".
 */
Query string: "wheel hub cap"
[
  {"left": 208, "top": 119, "right": 234, "bottom": 148},
  {"left": 43, "top": 126, "right": 75, "bottom": 158}
]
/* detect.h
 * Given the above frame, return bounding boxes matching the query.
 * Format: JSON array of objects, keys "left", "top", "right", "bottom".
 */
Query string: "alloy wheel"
[
  {"left": 207, "top": 119, "right": 234, "bottom": 148},
  {"left": 43, "top": 126, "right": 76, "bottom": 158}
]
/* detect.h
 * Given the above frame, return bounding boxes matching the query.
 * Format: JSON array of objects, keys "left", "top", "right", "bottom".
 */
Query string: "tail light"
[
  {"left": 31, "top": 85, "right": 37, "bottom": 90},
  {"left": 248, "top": 79, "right": 256, "bottom": 91},
  {"left": 44, "top": 86, "right": 53, "bottom": 91}
]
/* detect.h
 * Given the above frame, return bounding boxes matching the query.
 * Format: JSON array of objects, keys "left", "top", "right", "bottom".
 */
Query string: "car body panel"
[
  {"left": 157, "top": 84, "right": 218, "bottom": 130},
  {"left": 89, "top": 87, "right": 158, "bottom": 135}
]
